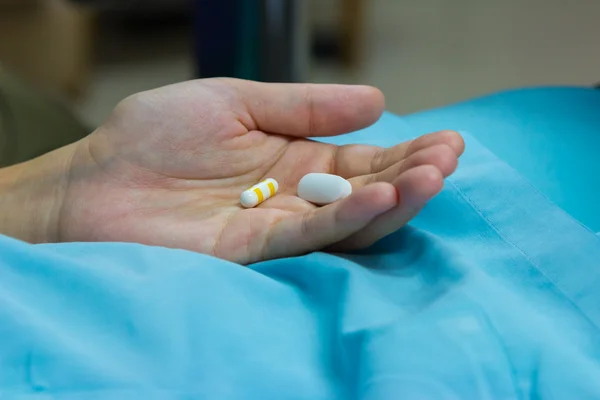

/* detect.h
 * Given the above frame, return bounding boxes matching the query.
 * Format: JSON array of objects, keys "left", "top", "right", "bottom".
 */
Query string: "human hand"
[{"left": 55, "top": 79, "right": 463, "bottom": 264}]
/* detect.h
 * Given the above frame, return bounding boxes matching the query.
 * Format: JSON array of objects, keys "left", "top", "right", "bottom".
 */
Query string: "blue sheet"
[
  {"left": 1, "top": 87, "right": 600, "bottom": 399},
  {"left": 404, "top": 86, "right": 600, "bottom": 232}
]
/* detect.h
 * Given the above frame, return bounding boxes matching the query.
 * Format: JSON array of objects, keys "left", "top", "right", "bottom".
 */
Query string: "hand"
[{"left": 55, "top": 79, "right": 463, "bottom": 264}]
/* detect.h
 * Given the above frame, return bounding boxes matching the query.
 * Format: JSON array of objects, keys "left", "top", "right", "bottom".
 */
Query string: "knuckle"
[
  {"left": 300, "top": 211, "right": 312, "bottom": 239},
  {"left": 370, "top": 147, "right": 386, "bottom": 173},
  {"left": 304, "top": 85, "right": 317, "bottom": 136}
]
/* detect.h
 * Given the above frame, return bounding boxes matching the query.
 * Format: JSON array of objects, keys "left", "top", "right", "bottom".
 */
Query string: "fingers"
[
  {"left": 350, "top": 143, "right": 458, "bottom": 188},
  {"left": 329, "top": 165, "right": 444, "bottom": 251},
  {"left": 228, "top": 79, "right": 386, "bottom": 137},
  {"left": 262, "top": 182, "right": 398, "bottom": 261},
  {"left": 333, "top": 130, "right": 464, "bottom": 178},
  {"left": 405, "top": 129, "right": 465, "bottom": 158}
]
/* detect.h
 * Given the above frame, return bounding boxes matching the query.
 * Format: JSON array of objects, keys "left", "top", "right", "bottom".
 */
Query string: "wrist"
[{"left": 0, "top": 143, "right": 77, "bottom": 243}]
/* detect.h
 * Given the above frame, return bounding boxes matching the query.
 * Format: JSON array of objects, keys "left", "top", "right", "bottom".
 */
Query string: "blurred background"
[{"left": 1, "top": 0, "right": 599, "bottom": 165}]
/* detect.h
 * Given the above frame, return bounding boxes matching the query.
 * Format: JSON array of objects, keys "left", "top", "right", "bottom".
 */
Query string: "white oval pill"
[{"left": 297, "top": 173, "right": 352, "bottom": 205}]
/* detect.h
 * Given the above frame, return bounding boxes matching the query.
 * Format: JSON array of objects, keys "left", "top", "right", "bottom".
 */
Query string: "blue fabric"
[
  {"left": 403, "top": 86, "right": 600, "bottom": 232},
  {"left": 1, "top": 87, "right": 600, "bottom": 399}
]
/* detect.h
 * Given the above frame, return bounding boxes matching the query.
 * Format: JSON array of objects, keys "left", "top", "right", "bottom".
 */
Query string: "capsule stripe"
[
  {"left": 267, "top": 181, "right": 276, "bottom": 197},
  {"left": 253, "top": 187, "right": 264, "bottom": 203},
  {"left": 250, "top": 180, "right": 265, "bottom": 190}
]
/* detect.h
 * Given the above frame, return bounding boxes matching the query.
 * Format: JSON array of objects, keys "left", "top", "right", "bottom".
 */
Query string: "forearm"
[{"left": 0, "top": 144, "right": 75, "bottom": 243}]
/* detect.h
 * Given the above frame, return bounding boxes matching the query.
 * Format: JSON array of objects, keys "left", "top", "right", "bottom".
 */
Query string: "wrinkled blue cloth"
[
  {"left": 403, "top": 86, "right": 600, "bottom": 232},
  {"left": 1, "top": 87, "right": 600, "bottom": 399}
]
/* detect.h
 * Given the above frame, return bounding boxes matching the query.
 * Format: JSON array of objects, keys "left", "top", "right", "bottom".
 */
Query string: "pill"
[
  {"left": 240, "top": 178, "right": 279, "bottom": 208},
  {"left": 297, "top": 173, "right": 352, "bottom": 205}
]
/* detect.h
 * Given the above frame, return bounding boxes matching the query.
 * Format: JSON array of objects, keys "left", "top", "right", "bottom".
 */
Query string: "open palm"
[{"left": 60, "top": 79, "right": 463, "bottom": 264}]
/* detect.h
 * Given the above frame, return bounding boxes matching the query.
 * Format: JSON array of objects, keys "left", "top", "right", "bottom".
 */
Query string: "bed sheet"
[{"left": 1, "top": 89, "right": 600, "bottom": 399}]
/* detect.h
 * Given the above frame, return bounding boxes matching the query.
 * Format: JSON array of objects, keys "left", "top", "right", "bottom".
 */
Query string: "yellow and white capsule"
[{"left": 240, "top": 178, "right": 279, "bottom": 208}]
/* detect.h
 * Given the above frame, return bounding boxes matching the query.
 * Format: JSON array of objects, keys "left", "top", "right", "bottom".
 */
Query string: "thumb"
[{"left": 226, "top": 79, "right": 385, "bottom": 137}]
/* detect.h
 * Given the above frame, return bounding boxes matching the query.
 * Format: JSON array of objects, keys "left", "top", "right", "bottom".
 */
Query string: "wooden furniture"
[
  {"left": 340, "top": 0, "right": 364, "bottom": 67},
  {"left": 0, "top": 0, "right": 94, "bottom": 99}
]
